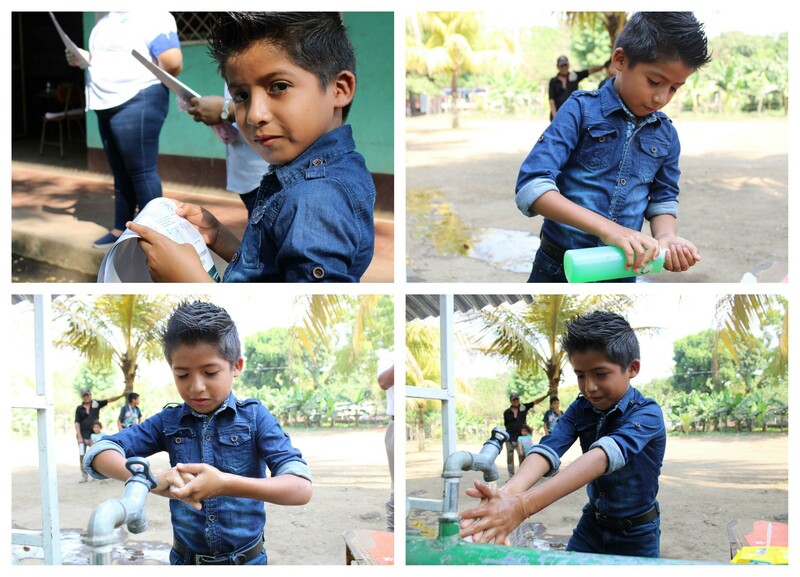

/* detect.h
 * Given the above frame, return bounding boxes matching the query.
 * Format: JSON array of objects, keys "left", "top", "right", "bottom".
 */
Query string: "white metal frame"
[
  {"left": 11, "top": 295, "right": 61, "bottom": 564},
  {"left": 406, "top": 295, "right": 457, "bottom": 513}
]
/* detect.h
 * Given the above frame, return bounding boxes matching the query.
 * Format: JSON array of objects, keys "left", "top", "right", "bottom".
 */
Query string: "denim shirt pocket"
[
  {"left": 164, "top": 427, "right": 198, "bottom": 465},
  {"left": 576, "top": 125, "right": 618, "bottom": 171},
  {"left": 636, "top": 136, "right": 669, "bottom": 182},
  {"left": 216, "top": 427, "right": 252, "bottom": 474}
]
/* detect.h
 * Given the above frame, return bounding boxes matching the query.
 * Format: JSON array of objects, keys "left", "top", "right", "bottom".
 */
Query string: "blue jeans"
[
  {"left": 95, "top": 83, "right": 169, "bottom": 231},
  {"left": 567, "top": 506, "right": 661, "bottom": 558}
]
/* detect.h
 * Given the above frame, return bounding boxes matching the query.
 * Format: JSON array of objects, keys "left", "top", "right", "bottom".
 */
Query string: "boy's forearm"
[
  {"left": 210, "top": 223, "right": 242, "bottom": 262},
  {"left": 501, "top": 452, "right": 551, "bottom": 496},
  {"left": 519, "top": 447, "right": 607, "bottom": 516},
  {"left": 221, "top": 473, "right": 312, "bottom": 505},
  {"left": 532, "top": 190, "right": 619, "bottom": 241},
  {"left": 91, "top": 449, "right": 132, "bottom": 482},
  {"left": 649, "top": 214, "right": 678, "bottom": 241}
]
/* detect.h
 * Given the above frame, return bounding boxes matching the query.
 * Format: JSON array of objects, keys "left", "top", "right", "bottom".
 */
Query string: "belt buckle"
[{"left": 196, "top": 554, "right": 227, "bottom": 565}]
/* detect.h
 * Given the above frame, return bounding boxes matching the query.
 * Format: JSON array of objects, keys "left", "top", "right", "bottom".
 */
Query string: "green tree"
[
  {"left": 241, "top": 327, "right": 292, "bottom": 390},
  {"left": 406, "top": 12, "right": 512, "bottom": 128},
  {"left": 54, "top": 294, "right": 186, "bottom": 394},
  {"left": 469, "top": 294, "right": 637, "bottom": 398}
]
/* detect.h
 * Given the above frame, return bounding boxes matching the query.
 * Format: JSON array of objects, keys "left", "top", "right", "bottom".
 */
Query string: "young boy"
[
  {"left": 517, "top": 13, "right": 711, "bottom": 282},
  {"left": 129, "top": 13, "right": 375, "bottom": 283},
  {"left": 460, "top": 311, "right": 666, "bottom": 558},
  {"left": 542, "top": 396, "right": 562, "bottom": 435},
  {"left": 83, "top": 301, "right": 312, "bottom": 565},
  {"left": 117, "top": 392, "right": 142, "bottom": 430},
  {"left": 90, "top": 420, "right": 105, "bottom": 444}
]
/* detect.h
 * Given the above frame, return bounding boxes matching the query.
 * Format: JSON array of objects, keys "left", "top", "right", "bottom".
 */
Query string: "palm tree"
[
  {"left": 54, "top": 294, "right": 185, "bottom": 394},
  {"left": 406, "top": 12, "right": 512, "bottom": 128},
  {"left": 712, "top": 294, "right": 788, "bottom": 386},
  {"left": 564, "top": 12, "right": 629, "bottom": 52},
  {"left": 468, "top": 294, "right": 637, "bottom": 398}
]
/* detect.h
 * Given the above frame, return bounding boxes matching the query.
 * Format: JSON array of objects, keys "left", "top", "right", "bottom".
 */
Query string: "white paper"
[
  {"left": 97, "top": 198, "right": 221, "bottom": 283},
  {"left": 131, "top": 49, "right": 199, "bottom": 103},
  {"left": 49, "top": 12, "right": 90, "bottom": 69}
]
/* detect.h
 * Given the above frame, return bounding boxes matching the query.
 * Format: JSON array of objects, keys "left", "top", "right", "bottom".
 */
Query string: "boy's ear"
[
  {"left": 331, "top": 70, "right": 356, "bottom": 110},
  {"left": 611, "top": 47, "right": 627, "bottom": 72},
  {"left": 626, "top": 359, "right": 641, "bottom": 379},
  {"left": 233, "top": 357, "right": 244, "bottom": 377}
]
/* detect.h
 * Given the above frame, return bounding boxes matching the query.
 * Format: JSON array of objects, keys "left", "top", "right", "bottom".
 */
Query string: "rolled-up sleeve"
[
  {"left": 83, "top": 439, "right": 126, "bottom": 479},
  {"left": 645, "top": 124, "right": 681, "bottom": 220}
]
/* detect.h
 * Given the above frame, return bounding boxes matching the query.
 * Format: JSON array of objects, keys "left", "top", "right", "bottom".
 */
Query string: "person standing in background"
[
  {"left": 66, "top": 11, "right": 183, "bottom": 248},
  {"left": 378, "top": 364, "right": 394, "bottom": 532},
  {"left": 74, "top": 388, "right": 124, "bottom": 482}
]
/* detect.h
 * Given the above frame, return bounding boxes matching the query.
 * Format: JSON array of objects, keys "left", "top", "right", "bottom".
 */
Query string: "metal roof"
[{"left": 405, "top": 294, "right": 535, "bottom": 321}]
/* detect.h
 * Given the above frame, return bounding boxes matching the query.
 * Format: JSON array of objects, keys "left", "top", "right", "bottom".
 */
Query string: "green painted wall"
[{"left": 83, "top": 12, "right": 393, "bottom": 175}]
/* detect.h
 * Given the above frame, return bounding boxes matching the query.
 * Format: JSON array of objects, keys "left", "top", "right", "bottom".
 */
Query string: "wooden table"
[{"left": 343, "top": 529, "right": 394, "bottom": 565}]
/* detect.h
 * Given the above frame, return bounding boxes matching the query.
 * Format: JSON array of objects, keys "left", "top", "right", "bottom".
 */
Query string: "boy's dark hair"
[
  {"left": 127, "top": 392, "right": 139, "bottom": 403},
  {"left": 162, "top": 301, "right": 241, "bottom": 366},
  {"left": 550, "top": 396, "right": 560, "bottom": 404},
  {"left": 561, "top": 311, "right": 640, "bottom": 370},
  {"left": 208, "top": 12, "right": 357, "bottom": 120},
  {"left": 93, "top": 420, "right": 102, "bottom": 428},
  {"left": 614, "top": 12, "right": 711, "bottom": 70}
]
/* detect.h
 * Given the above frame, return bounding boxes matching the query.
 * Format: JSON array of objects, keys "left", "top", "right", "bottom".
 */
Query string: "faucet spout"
[
  {"left": 85, "top": 457, "right": 157, "bottom": 564},
  {"left": 440, "top": 428, "right": 509, "bottom": 526}
]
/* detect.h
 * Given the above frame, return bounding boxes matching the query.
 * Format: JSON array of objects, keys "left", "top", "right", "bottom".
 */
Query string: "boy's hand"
[
  {"left": 656, "top": 235, "right": 701, "bottom": 272},
  {"left": 174, "top": 202, "right": 222, "bottom": 248},
  {"left": 168, "top": 463, "right": 227, "bottom": 509},
  {"left": 126, "top": 221, "right": 211, "bottom": 282},
  {"left": 599, "top": 224, "right": 662, "bottom": 273},
  {"left": 458, "top": 481, "right": 529, "bottom": 545},
  {"left": 152, "top": 466, "right": 201, "bottom": 510}
]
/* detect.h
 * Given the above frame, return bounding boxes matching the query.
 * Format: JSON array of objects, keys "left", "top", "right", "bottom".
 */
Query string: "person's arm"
[
  {"left": 117, "top": 416, "right": 123, "bottom": 432},
  {"left": 156, "top": 47, "right": 183, "bottom": 77},
  {"left": 186, "top": 95, "right": 229, "bottom": 127},
  {"left": 587, "top": 64, "right": 605, "bottom": 75},
  {"left": 107, "top": 392, "right": 125, "bottom": 403},
  {"left": 532, "top": 190, "right": 661, "bottom": 272},
  {"left": 523, "top": 391, "right": 549, "bottom": 410},
  {"left": 378, "top": 366, "right": 394, "bottom": 390},
  {"left": 74, "top": 420, "right": 83, "bottom": 443},
  {"left": 460, "top": 448, "right": 608, "bottom": 545}
]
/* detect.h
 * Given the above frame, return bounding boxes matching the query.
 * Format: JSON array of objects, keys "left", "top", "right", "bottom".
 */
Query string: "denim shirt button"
[
  {"left": 538, "top": 135, "right": 544, "bottom": 142},
  {"left": 208, "top": 514, "right": 215, "bottom": 522},
  {"left": 205, "top": 435, "right": 211, "bottom": 441},
  {"left": 312, "top": 266, "right": 325, "bottom": 279},
  {"left": 620, "top": 178, "right": 627, "bottom": 186},
  {"left": 651, "top": 146, "right": 658, "bottom": 153},
  {"left": 598, "top": 136, "right": 605, "bottom": 143},
  {"left": 175, "top": 438, "right": 182, "bottom": 444},
  {"left": 312, "top": 158, "right": 324, "bottom": 166}
]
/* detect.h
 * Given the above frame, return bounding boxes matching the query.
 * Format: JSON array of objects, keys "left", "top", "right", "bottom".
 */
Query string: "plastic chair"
[{"left": 39, "top": 82, "right": 85, "bottom": 158}]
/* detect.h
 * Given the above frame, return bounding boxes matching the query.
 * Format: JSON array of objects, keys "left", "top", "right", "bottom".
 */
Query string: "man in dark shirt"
[
  {"left": 548, "top": 55, "right": 604, "bottom": 120},
  {"left": 503, "top": 391, "right": 548, "bottom": 476},
  {"left": 74, "top": 388, "right": 123, "bottom": 482}
]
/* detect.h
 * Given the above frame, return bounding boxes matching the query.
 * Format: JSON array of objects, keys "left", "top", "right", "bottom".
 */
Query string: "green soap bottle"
[{"left": 563, "top": 246, "right": 665, "bottom": 283}]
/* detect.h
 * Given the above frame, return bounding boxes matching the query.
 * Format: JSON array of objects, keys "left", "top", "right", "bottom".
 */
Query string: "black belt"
[
  {"left": 538, "top": 233, "right": 566, "bottom": 263},
  {"left": 173, "top": 536, "right": 264, "bottom": 565},
  {"left": 594, "top": 505, "right": 659, "bottom": 531}
]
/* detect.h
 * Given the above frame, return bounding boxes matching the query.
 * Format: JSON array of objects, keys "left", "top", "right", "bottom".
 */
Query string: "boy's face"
[
  {"left": 611, "top": 47, "right": 694, "bottom": 118},
  {"left": 92, "top": 424, "right": 101, "bottom": 433},
  {"left": 570, "top": 348, "right": 639, "bottom": 412},
  {"left": 169, "top": 342, "right": 243, "bottom": 415},
  {"left": 225, "top": 42, "right": 355, "bottom": 166}
]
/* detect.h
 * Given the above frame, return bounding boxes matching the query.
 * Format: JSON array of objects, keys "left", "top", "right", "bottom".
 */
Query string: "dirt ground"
[
  {"left": 11, "top": 427, "right": 393, "bottom": 565},
  {"left": 406, "top": 432, "right": 788, "bottom": 563},
  {"left": 406, "top": 114, "right": 788, "bottom": 283}
]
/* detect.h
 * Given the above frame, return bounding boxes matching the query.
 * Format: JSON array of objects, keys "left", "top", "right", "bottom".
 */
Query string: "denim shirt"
[
  {"left": 516, "top": 79, "right": 681, "bottom": 251},
  {"left": 84, "top": 393, "right": 311, "bottom": 555},
  {"left": 222, "top": 124, "right": 375, "bottom": 283},
  {"left": 528, "top": 386, "right": 665, "bottom": 519}
]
